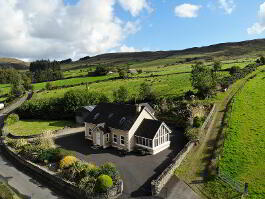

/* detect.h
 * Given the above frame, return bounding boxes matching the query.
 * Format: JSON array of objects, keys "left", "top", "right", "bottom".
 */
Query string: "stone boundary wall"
[
  {"left": 1, "top": 144, "right": 123, "bottom": 199},
  {"left": 200, "top": 104, "right": 217, "bottom": 133},
  {"left": 151, "top": 141, "right": 194, "bottom": 195}
]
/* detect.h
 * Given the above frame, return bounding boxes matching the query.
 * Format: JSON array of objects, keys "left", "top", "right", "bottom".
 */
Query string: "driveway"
[{"left": 54, "top": 129, "right": 187, "bottom": 198}]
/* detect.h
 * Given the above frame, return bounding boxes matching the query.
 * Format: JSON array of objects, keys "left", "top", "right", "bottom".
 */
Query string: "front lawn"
[{"left": 7, "top": 120, "right": 75, "bottom": 136}]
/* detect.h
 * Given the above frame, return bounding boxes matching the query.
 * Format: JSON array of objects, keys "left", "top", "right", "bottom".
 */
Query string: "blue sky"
[
  {"left": 1, "top": 0, "right": 265, "bottom": 60},
  {"left": 66, "top": 0, "right": 265, "bottom": 51}
]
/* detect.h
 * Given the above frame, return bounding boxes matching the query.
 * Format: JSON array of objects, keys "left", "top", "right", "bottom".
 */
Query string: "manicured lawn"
[
  {"left": 218, "top": 71, "right": 265, "bottom": 198},
  {"left": 7, "top": 120, "right": 75, "bottom": 136}
]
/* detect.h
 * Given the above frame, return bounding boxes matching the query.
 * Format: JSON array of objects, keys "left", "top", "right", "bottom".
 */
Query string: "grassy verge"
[
  {"left": 6, "top": 120, "right": 75, "bottom": 136},
  {"left": 0, "top": 182, "right": 21, "bottom": 199}
]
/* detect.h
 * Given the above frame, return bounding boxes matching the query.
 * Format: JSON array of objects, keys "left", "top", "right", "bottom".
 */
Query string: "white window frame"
[
  {"left": 113, "top": 134, "right": 117, "bottom": 144},
  {"left": 106, "top": 133, "right": 110, "bottom": 142},
  {"left": 120, "top": 135, "right": 125, "bottom": 146}
]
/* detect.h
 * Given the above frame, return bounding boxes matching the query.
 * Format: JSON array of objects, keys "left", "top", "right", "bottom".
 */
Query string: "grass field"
[
  {"left": 32, "top": 73, "right": 117, "bottom": 90},
  {"left": 32, "top": 72, "right": 193, "bottom": 100},
  {"left": 218, "top": 71, "right": 265, "bottom": 198},
  {"left": 7, "top": 120, "right": 75, "bottom": 136}
]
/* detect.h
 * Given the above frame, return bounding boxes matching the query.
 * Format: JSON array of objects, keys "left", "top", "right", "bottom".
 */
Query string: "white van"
[{"left": 0, "top": 103, "right": 4, "bottom": 110}]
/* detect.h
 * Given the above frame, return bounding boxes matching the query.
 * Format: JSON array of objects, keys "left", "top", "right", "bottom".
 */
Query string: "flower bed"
[{"left": 3, "top": 135, "right": 123, "bottom": 198}]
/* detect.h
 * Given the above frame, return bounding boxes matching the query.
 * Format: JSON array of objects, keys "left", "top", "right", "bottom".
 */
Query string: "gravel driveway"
[{"left": 55, "top": 129, "right": 187, "bottom": 198}]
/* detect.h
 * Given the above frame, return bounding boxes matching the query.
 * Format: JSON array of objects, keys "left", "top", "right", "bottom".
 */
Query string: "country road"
[{"left": 0, "top": 93, "right": 67, "bottom": 199}]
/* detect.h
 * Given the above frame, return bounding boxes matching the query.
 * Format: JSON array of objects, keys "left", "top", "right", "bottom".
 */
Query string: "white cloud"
[
  {"left": 247, "top": 2, "right": 265, "bottom": 35},
  {"left": 118, "top": 0, "right": 153, "bottom": 17},
  {"left": 174, "top": 4, "right": 202, "bottom": 18},
  {"left": 0, "top": 0, "right": 143, "bottom": 60},
  {"left": 218, "top": 0, "right": 235, "bottom": 14},
  {"left": 119, "top": 45, "right": 138, "bottom": 52}
]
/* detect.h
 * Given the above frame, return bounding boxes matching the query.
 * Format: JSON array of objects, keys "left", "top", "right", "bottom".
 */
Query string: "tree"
[
  {"left": 94, "top": 66, "right": 109, "bottom": 76},
  {"left": 10, "top": 83, "right": 25, "bottom": 97},
  {"left": 118, "top": 70, "right": 127, "bottom": 79},
  {"left": 45, "top": 82, "right": 54, "bottom": 90},
  {"left": 113, "top": 86, "right": 128, "bottom": 103},
  {"left": 139, "top": 82, "right": 156, "bottom": 101},
  {"left": 229, "top": 66, "right": 241, "bottom": 75},
  {"left": 190, "top": 62, "right": 217, "bottom": 97},
  {"left": 213, "top": 61, "right": 222, "bottom": 72}
]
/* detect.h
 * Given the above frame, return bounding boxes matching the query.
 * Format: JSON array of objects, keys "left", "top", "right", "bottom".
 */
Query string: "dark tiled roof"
[
  {"left": 135, "top": 119, "right": 162, "bottom": 139},
  {"left": 85, "top": 103, "right": 139, "bottom": 131}
]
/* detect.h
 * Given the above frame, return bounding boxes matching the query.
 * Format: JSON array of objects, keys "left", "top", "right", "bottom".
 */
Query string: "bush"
[
  {"left": 78, "top": 177, "right": 97, "bottom": 195},
  {"left": 45, "top": 82, "right": 54, "bottom": 90},
  {"left": 34, "top": 136, "right": 55, "bottom": 150},
  {"left": 95, "top": 174, "right": 113, "bottom": 193},
  {"left": 5, "top": 138, "right": 26, "bottom": 149},
  {"left": 37, "top": 148, "right": 61, "bottom": 164},
  {"left": 184, "top": 127, "right": 199, "bottom": 141},
  {"left": 113, "top": 86, "right": 128, "bottom": 103},
  {"left": 60, "top": 156, "right": 77, "bottom": 169},
  {"left": 5, "top": 113, "right": 19, "bottom": 125},
  {"left": 19, "top": 144, "right": 42, "bottom": 162},
  {"left": 193, "top": 116, "right": 204, "bottom": 128},
  {"left": 55, "top": 148, "right": 75, "bottom": 161},
  {"left": 99, "top": 162, "right": 120, "bottom": 184}
]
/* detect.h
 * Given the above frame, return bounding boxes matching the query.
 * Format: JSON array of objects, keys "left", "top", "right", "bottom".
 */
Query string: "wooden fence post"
[{"left": 244, "top": 183, "right": 248, "bottom": 195}]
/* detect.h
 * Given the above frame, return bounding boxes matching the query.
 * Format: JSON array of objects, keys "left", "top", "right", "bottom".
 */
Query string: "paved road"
[
  {"left": 0, "top": 148, "right": 66, "bottom": 199},
  {"left": 0, "top": 93, "right": 29, "bottom": 115}
]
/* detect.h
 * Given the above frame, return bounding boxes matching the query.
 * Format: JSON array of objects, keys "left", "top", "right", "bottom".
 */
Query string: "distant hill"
[
  {"left": 0, "top": 58, "right": 29, "bottom": 70},
  {"left": 63, "top": 38, "right": 265, "bottom": 70}
]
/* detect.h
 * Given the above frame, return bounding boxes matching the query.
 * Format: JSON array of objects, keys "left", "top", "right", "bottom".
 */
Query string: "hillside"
[
  {"left": 0, "top": 57, "right": 29, "bottom": 70},
  {"left": 62, "top": 38, "right": 265, "bottom": 70}
]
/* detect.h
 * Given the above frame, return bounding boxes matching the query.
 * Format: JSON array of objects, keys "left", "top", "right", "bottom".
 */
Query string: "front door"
[{"left": 96, "top": 132, "right": 101, "bottom": 145}]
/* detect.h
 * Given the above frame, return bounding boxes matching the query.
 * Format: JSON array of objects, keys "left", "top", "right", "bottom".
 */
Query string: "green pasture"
[{"left": 218, "top": 70, "right": 265, "bottom": 198}]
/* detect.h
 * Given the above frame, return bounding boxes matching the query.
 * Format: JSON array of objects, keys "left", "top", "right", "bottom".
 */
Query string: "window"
[
  {"left": 106, "top": 134, "right": 110, "bottom": 142},
  {"left": 120, "top": 135, "right": 125, "bottom": 145},
  {"left": 149, "top": 140, "right": 153, "bottom": 148},
  {"left": 88, "top": 130, "right": 92, "bottom": 136},
  {"left": 155, "top": 138, "right": 158, "bottom": 147},
  {"left": 113, "top": 134, "right": 117, "bottom": 143},
  {"left": 143, "top": 138, "right": 146, "bottom": 146}
]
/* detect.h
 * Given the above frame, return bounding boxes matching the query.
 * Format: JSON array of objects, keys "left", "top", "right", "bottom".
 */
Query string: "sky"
[{"left": 1, "top": 0, "right": 265, "bottom": 61}]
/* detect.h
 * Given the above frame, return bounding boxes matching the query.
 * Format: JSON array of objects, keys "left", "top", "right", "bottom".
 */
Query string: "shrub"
[
  {"left": 99, "top": 162, "right": 120, "bottom": 184},
  {"left": 95, "top": 174, "right": 113, "bottom": 193},
  {"left": 184, "top": 127, "right": 199, "bottom": 141},
  {"left": 78, "top": 177, "right": 97, "bottom": 195},
  {"left": 37, "top": 148, "right": 62, "bottom": 164},
  {"left": 60, "top": 156, "right": 77, "bottom": 169},
  {"left": 113, "top": 86, "right": 128, "bottom": 103},
  {"left": 34, "top": 136, "right": 55, "bottom": 150},
  {"left": 45, "top": 82, "right": 54, "bottom": 90},
  {"left": 5, "top": 113, "right": 19, "bottom": 125},
  {"left": 193, "top": 116, "right": 204, "bottom": 128},
  {"left": 55, "top": 148, "right": 75, "bottom": 161},
  {"left": 19, "top": 144, "right": 42, "bottom": 162}
]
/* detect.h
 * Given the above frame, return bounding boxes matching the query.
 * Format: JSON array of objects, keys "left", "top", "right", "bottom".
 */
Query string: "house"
[
  {"left": 76, "top": 105, "right": 96, "bottom": 124},
  {"left": 84, "top": 103, "right": 172, "bottom": 155},
  {"left": 128, "top": 69, "right": 138, "bottom": 74}
]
